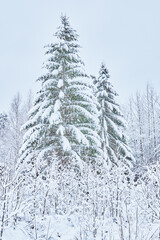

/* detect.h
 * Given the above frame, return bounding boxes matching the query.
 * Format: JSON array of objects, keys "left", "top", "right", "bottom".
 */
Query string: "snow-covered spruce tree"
[
  {"left": 21, "top": 15, "right": 100, "bottom": 170},
  {"left": 19, "top": 16, "right": 100, "bottom": 221},
  {"left": 95, "top": 63, "right": 133, "bottom": 167}
]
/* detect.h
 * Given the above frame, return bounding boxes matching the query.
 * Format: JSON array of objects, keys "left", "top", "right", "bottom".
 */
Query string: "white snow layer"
[{"left": 57, "top": 79, "right": 64, "bottom": 88}]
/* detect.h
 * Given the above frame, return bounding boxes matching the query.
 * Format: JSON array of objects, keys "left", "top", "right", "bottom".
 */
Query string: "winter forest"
[{"left": 1, "top": 15, "right": 160, "bottom": 240}]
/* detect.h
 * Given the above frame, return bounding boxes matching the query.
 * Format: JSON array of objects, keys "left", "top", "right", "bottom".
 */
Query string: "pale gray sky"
[{"left": 1, "top": 0, "right": 160, "bottom": 112}]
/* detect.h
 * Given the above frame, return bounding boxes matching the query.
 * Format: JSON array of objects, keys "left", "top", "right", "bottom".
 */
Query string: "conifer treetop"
[{"left": 55, "top": 15, "right": 79, "bottom": 42}]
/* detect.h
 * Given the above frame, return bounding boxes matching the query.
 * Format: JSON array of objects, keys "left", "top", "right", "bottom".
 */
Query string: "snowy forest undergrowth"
[{"left": 1, "top": 16, "right": 160, "bottom": 240}]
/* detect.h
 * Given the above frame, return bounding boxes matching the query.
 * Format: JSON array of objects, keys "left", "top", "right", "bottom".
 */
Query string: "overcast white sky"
[{"left": 1, "top": 0, "right": 160, "bottom": 112}]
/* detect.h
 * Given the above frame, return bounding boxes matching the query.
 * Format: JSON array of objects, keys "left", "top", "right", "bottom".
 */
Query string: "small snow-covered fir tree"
[{"left": 96, "top": 63, "right": 133, "bottom": 167}]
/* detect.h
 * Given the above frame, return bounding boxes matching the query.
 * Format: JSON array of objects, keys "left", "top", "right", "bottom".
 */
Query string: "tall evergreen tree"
[
  {"left": 20, "top": 15, "right": 100, "bottom": 176},
  {"left": 96, "top": 63, "right": 133, "bottom": 168}
]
